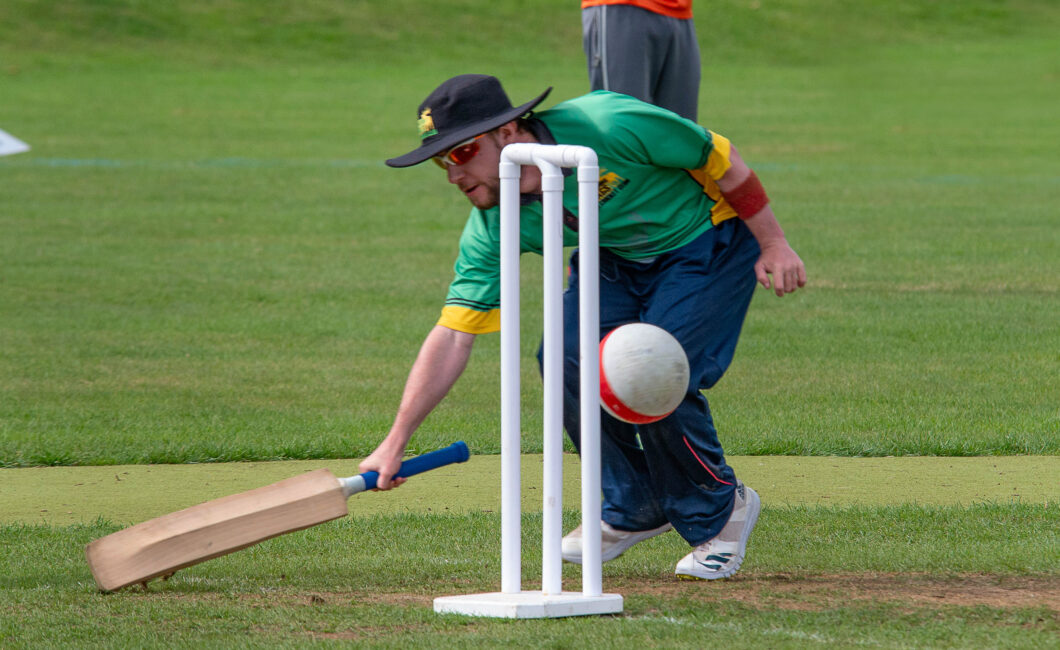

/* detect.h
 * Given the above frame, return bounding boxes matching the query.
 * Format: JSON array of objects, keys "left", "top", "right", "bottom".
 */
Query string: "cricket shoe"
[
  {"left": 561, "top": 520, "right": 673, "bottom": 564},
  {"left": 674, "top": 481, "right": 760, "bottom": 580}
]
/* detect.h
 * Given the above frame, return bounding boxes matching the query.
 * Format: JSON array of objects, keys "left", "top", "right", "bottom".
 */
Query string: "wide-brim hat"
[{"left": 386, "top": 74, "right": 551, "bottom": 168}]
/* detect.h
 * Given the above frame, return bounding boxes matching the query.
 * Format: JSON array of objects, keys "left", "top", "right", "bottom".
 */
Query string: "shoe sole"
[
  {"left": 676, "top": 487, "right": 761, "bottom": 581},
  {"left": 562, "top": 523, "right": 673, "bottom": 565}
]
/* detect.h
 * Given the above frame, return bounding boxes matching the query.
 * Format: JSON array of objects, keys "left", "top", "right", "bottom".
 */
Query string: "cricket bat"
[{"left": 85, "top": 441, "right": 470, "bottom": 592}]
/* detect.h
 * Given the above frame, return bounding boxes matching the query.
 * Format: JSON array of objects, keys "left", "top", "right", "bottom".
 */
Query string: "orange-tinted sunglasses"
[{"left": 432, "top": 134, "right": 485, "bottom": 169}]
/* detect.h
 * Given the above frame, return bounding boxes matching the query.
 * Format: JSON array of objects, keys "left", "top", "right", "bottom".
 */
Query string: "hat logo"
[{"left": 418, "top": 108, "right": 438, "bottom": 139}]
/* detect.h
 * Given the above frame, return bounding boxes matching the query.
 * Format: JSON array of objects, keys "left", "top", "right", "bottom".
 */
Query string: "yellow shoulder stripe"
[
  {"left": 685, "top": 131, "right": 738, "bottom": 225},
  {"left": 705, "top": 131, "right": 732, "bottom": 179}
]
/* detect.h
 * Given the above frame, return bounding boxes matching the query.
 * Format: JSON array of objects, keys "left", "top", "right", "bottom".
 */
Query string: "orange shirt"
[{"left": 581, "top": 0, "right": 693, "bottom": 20}]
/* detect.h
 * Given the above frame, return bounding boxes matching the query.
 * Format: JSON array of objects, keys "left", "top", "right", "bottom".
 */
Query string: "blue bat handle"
[{"left": 358, "top": 441, "right": 470, "bottom": 491}]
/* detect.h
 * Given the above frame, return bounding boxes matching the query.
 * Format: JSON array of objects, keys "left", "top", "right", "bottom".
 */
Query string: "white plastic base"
[{"left": 434, "top": 591, "right": 623, "bottom": 619}]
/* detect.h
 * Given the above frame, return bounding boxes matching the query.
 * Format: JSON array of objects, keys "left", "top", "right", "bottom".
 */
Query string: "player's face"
[{"left": 439, "top": 130, "right": 505, "bottom": 209}]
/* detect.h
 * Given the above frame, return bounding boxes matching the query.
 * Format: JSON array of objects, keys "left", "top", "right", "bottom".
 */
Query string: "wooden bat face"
[{"left": 85, "top": 469, "right": 348, "bottom": 592}]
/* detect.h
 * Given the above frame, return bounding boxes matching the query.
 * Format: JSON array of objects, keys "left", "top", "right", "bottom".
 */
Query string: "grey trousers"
[{"left": 582, "top": 4, "right": 701, "bottom": 122}]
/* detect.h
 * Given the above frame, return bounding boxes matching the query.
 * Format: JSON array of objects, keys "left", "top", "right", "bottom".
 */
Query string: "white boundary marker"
[
  {"left": 0, "top": 128, "right": 30, "bottom": 156},
  {"left": 434, "top": 144, "right": 622, "bottom": 619}
]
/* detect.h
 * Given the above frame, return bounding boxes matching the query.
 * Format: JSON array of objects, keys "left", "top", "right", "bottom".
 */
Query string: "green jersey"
[{"left": 439, "top": 91, "right": 738, "bottom": 334}]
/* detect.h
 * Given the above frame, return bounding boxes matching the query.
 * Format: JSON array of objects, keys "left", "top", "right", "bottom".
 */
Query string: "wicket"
[{"left": 433, "top": 144, "right": 623, "bottom": 618}]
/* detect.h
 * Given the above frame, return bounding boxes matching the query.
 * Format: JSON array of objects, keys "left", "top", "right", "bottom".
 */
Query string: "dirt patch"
[
  {"left": 608, "top": 572, "right": 1060, "bottom": 614},
  {"left": 127, "top": 572, "right": 1059, "bottom": 615}
]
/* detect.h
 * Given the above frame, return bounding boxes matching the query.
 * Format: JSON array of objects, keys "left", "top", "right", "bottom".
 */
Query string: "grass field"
[{"left": 1, "top": 0, "right": 1058, "bottom": 647}]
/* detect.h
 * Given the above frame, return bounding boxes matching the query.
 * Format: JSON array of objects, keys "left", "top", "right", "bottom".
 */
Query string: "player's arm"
[
  {"left": 359, "top": 324, "right": 476, "bottom": 489},
  {"left": 718, "top": 145, "right": 806, "bottom": 296}
]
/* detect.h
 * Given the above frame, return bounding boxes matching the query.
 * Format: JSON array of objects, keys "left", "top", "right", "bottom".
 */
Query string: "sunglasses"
[{"left": 432, "top": 134, "right": 485, "bottom": 169}]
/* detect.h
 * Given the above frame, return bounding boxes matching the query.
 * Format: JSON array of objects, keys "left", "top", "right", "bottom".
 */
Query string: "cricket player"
[{"left": 361, "top": 74, "right": 805, "bottom": 580}]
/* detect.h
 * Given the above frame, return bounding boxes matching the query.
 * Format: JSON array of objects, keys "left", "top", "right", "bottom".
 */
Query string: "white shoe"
[
  {"left": 561, "top": 520, "right": 673, "bottom": 564},
  {"left": 674, "top": 481, "right": 760, "bottom": 580}
]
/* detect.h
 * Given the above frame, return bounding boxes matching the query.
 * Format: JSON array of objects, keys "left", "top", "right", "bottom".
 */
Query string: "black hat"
[{"left": 386, "top": 75, "right": 551, "bottom": 168}]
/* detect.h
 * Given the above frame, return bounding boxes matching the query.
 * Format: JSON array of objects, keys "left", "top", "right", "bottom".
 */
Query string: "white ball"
[{"left": 599, "top": 323, "right": 690, "bottom": 424}]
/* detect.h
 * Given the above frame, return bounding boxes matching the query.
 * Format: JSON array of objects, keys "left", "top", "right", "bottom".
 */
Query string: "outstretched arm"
[
  {"left": 358, "top": 325, "right": 476, "bottom": 489},
  {"left": 719, "top": 145, "right": 807, "bottom": 296}
]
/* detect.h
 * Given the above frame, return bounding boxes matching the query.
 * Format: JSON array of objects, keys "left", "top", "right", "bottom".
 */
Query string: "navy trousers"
[{"left": 540, "top": 219, "right": 759, "bottom": 546}]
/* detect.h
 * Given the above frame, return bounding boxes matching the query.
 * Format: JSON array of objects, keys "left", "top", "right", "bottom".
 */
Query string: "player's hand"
[
  {"left": 755, "top": 242, "right": 806, "bottom": 296},
  {"left": 358, "top": 446, "right": 408, "bottom": 490}
]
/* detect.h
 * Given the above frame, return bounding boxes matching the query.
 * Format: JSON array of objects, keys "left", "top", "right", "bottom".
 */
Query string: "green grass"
[
  {"left": 2, "top": 3, "right": 1057, "bottom": 463},
  {"left": 1, "top": 1, "right": 1058, "bottom": 646},
  {"left": 2, "top": 505, "right": 1057, "bottom": 647}
]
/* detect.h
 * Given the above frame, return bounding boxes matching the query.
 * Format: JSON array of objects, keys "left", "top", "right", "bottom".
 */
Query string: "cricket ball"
[{"left": 599, "top": 323, "right": 690, "bottom": 424}]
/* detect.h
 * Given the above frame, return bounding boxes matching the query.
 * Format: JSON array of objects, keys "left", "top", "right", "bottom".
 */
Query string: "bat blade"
[
  {"left": 85, "top": 441, "right": 470, "bottom": 592},
  {"left": 85, "top": 468, "right": 348, "bottom": 592}
]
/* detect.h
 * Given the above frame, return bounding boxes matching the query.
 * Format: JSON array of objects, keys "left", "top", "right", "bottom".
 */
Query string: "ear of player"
[{"left": 599, "top": 324, "right": 690, "bottom": 424}]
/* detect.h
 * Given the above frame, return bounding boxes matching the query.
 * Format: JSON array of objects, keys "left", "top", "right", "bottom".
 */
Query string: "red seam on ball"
[{"left": 599, "top": 330, "right": 666, "bottom": 425}]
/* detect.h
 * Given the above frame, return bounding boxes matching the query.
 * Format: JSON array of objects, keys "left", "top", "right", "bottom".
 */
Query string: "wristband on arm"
[{"left": 726, "top": 171, "right": 769, "bottom": 220}]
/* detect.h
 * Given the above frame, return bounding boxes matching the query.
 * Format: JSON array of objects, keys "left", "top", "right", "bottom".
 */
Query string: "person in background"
[{"left": 582, "top": 0, "right": 701, "bottom": 121}]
